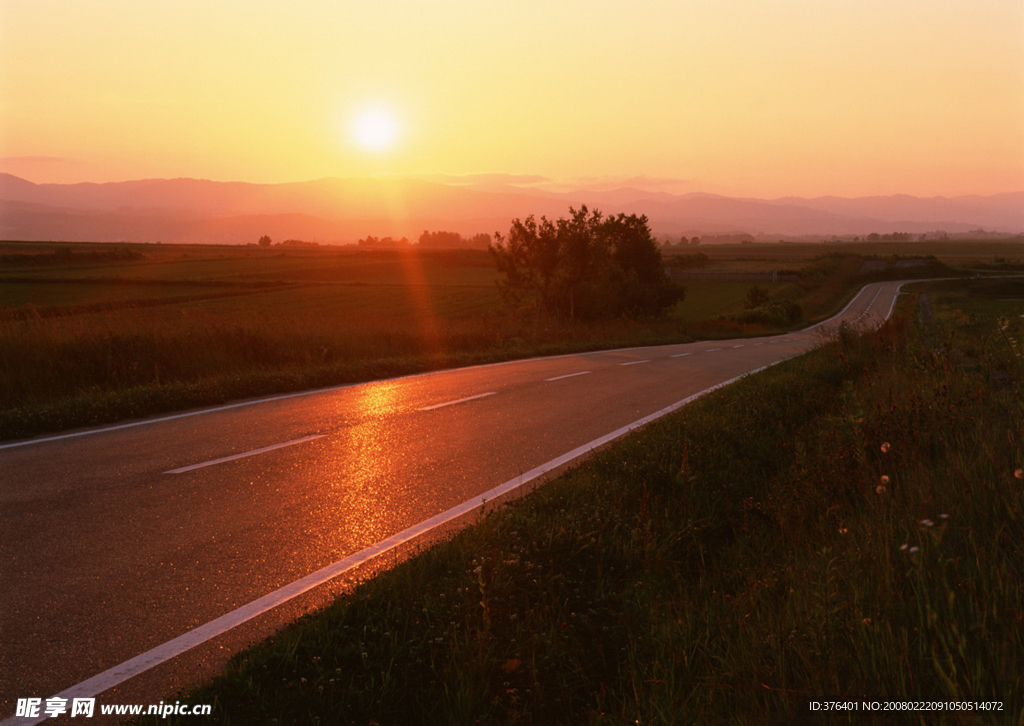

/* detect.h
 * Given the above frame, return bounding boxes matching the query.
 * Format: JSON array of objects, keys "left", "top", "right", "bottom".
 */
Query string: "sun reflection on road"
[{"left": 308, "top": 380, "right": 415, "bottom": 551}]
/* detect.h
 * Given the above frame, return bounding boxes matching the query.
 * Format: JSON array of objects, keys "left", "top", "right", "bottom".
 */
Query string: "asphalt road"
[{"left": 0, "top": 281, "right": 905, "bottom": 722}]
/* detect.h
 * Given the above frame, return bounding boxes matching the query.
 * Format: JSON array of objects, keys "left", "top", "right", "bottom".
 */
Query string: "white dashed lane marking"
[
  {"left": 417, "top": 392, "right": 497, "bottom": 412},
  {"left": 165, "top": 435, "right": 325, "bottom": 474},
  {"left": 544, "top": 371, "right": 592, "bottom": 382}
]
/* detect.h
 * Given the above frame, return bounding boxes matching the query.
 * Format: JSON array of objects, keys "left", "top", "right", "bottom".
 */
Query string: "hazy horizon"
[
  {"left": 3, "top": 171, "right": 1022, "bottom": 243},
  {"left": 2, "top": 1, "right": 1023, "bottom": 199},
  {"left": 4, "top": 169, "right": 1024, "bottom": 200}
]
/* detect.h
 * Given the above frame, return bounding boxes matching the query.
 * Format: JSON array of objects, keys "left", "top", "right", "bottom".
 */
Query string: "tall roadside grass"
[
  {"left": 0, "top": 291, "right": 703, "bottom": 439},
  {"left": 141, "top": 296, "right": 1022, "bottom": 724}
]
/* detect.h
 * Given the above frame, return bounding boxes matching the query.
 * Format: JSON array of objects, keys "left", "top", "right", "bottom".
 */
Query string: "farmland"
[
  {"left": 4, "top": 238, "right": 1022, "bottom": 723},
  {"left": 1, "top": 239, "right": 1018, "bottom": 440}
]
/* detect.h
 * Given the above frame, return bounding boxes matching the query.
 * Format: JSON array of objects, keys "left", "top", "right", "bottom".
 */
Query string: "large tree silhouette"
[{"left": 490, "top": 206, "right": 683, "bottom": 320}]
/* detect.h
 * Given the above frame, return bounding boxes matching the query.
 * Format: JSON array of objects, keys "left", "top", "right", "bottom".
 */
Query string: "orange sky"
[{"left": 2, "top": 0, "right": 1023, "bottom": 197}]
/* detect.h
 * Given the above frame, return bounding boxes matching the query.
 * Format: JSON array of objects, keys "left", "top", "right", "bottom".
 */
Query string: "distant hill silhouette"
[{"left": 1, "top": 173, "right": 1021, "bottom": 243}]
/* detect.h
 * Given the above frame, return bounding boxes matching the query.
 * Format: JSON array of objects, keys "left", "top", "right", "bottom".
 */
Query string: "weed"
[{"left": 134, "top": 284, "right": 1023, "bottom": 724}]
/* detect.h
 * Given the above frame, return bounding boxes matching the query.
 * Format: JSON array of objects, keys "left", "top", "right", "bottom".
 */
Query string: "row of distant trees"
[
  {"left": 357, "top": 235, "right": 411, "bottom": 248},
  {"left": 419, "top": 230, "right": 492, "bottom": 249},
  {"left": 356, "top": 231, "right": 494, "bottom": 249},
  {"left": 256, "top": 229, "right": 985, "bottom": 249},
  {"left": 257, "top": 230, "right": 493, "bottom": 249},
  {"left": 256, "top": 236, "right": 321, "bottom": 247},
  {"left": 865, "top": 232, "right": 913, "bottom": 242}
]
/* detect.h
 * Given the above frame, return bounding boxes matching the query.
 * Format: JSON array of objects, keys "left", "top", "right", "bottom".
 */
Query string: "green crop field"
[
  {"left": 668, "top": 280, "right": 784, "bottom": 321},
  {"left": 665, "top": 239, "right": 1024, "bottom": 264},
  {"left": 0, "top": 243, "right": 500, "bottom": 285},
  {"left": 0, "top": 279, "right": 249, "bottom": 312},
  {"left": 0, "top": 240, "right": 995, "bottom": 440}
]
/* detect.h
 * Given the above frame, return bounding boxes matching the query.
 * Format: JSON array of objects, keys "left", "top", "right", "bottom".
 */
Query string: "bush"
[
  {"left": 729, "top": 299, "right": 802, "bottom": 326},
  {"left": 744, "top": 285, "right": 771, "bottom": 309}
]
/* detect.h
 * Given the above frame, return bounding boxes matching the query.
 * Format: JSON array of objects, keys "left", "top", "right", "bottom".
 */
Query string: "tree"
[
  {"left": 490, "top": 206, "right": 683, "bottom": 320},
  {"left": 744, "top": 285, "right": 771, "bottom": 309},
  {"left": 418, "top": 230, "right": 493, "bottom": 249},
  {"left": 357, "top": 235, "right": 410, "bottom": 247},
  {"left": 490, "top": 214, "right": 561, "bottom": 312},
  {"left": 258, "top": 235, "right": 272, "bottom": 247},
  {"left": 419, "top": 230, "right": 463, "bottom": 248}
]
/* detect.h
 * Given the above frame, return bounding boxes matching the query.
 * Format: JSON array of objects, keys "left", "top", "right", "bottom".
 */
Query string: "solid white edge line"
[
  {"left": 803, "top": 283, "right": 870, "bottom": 333},
  {"left": 0, "top": 358, "right": 792, "bottom": 726},
  {"left": 0, "top": 280, "right": 923, "bottom": 452},
  {"left": 416, "top": 392, "right": 496, "bottom": 412},
  {"left": 164, "top": 435, "right": 325, "bottom": 475},
  {"left": 544, "top": 371, "right": 592, "bottom": 382},
  {"left": 0, "top": 387, "right": 355, "bottom": 451},
  {"left": 887, "top": 282, "right": 904, "bottom": 320},
  {"left": 0, "top": 287, "right": 913, "bottom": 726}
]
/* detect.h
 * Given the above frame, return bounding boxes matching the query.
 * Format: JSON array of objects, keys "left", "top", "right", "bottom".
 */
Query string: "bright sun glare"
[{"left": 351, "top": 108, "right": 399, "bottom": 153}]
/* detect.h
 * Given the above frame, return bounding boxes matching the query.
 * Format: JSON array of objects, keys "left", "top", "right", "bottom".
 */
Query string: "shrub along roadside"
[
  {"left": 138, "top": 299, "right": 1023, "bottom": 724},
  {"left": 0, "top": 327, "right": 696, "bottom": 442}
]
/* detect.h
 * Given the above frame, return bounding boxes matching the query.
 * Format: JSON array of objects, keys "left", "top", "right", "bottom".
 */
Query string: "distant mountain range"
[{"left": 1, "top": 173, "right": 1021, "bottom": 244}]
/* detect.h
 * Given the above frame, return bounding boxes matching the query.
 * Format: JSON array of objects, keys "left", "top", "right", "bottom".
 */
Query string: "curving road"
[{"left": 0, "top": 281, "right": 905, "bottom": 722}]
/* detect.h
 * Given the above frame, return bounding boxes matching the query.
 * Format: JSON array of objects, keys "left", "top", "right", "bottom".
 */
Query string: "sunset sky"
[{"left": 2, "top": 0, "right": 1022, "bottom": 197}]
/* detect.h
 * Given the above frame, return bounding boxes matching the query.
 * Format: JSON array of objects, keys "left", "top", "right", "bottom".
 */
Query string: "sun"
[{"left": 351, "top": 107, "right": 399, "bottom": 153}]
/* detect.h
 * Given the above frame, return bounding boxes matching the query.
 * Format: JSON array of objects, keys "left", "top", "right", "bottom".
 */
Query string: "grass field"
[
  {"left": 133, "top": 279, "right": 1024, "bottom": 725},
  {"left": 664, "top": 240, "right": 1024, "bottom": 265},
  {"left": 1, "top": 244, "right": 500, "bottom": 285},
  {"left": 0, "top": 240, "right": 998, "bottom": 439},
  {"left": 0, "top": 279, "right": 259, "bottom": 312}
]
